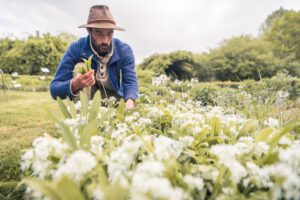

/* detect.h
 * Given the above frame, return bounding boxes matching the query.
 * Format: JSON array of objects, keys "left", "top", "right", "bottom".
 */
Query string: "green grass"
[{"left": 0, "top": 90, "right": 61, "bottom": 198}]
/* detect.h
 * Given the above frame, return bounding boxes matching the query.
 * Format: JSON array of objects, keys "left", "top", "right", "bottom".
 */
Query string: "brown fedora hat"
[{"left": 78, "top": 5, "right": 125, "bottom": 31}]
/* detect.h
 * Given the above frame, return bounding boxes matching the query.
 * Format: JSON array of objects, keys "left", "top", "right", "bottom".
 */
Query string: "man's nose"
[{"left": 102, "top": 35, "right": 109, "bottom": 44}]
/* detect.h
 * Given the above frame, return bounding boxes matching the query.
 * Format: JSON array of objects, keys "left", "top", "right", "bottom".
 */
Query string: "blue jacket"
[{"left": 50, "top": 35, "right": 139, "bottom": 101}]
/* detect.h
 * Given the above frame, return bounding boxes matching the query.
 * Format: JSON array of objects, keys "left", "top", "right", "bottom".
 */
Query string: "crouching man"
[{"left": 50, "top": 5, "right": 138, "bottom": 109}]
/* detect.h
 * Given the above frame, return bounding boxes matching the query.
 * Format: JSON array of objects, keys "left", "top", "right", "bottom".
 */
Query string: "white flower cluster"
[
  {"left": 21, "top": 95, "right": 300, "bottom": 199},
  {"left": 152, "top": 74, "right": 170, "bottom": 86}
]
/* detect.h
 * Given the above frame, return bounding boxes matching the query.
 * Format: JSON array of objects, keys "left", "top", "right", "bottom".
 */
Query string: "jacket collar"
[{"left": 82, "top": 35, "right": 120, "bottom": 65}]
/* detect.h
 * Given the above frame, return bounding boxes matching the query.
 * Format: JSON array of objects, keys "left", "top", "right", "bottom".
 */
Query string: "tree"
[
  {"left": 261, "top": 9, "right": 300, "bottom": 77},
  {"left": 205, "top": 35, "right": 277, "bottom": 81},
  {"left": 0, "top": 33, "right": 75, "bottom": 75}
]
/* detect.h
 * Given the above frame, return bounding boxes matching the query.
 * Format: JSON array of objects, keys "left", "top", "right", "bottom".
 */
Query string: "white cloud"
[{"left": 0, "top": 0, "right": 299, "bottom": 63}]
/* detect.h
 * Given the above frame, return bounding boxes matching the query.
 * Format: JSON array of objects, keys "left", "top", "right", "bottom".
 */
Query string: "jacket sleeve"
[
  {"left": 121, "top": 45, "right": 139, "bottom": 101},
  {"left": 50, "top": 42, "right": 79, "bottom": 100}
]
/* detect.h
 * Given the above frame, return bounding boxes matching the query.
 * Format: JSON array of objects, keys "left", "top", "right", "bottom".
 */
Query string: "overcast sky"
[{"left": 0, "top": 0, "right": 300, "bottom": 63}]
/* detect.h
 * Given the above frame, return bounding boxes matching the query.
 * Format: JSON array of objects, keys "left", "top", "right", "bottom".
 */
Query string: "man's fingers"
[
  {"left": 83, "top": 70, "right": 94, "bottom": 78},
  {"left": 82, "top": 77, "right": 95, "bottom": 86}
]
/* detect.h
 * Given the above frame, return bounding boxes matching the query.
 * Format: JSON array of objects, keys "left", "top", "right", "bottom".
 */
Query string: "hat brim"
[{"left": 78, "top": 23, "right": 125, "bottom": 31}]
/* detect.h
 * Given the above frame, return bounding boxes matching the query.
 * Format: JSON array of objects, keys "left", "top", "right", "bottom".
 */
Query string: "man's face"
[{"left": 90, "top": 28, "right": 114, "bottom": 56}]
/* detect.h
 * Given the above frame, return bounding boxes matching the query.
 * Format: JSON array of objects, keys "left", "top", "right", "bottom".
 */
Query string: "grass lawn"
[{"left": 0, "top": 90, "right": 61, "bottom": 198}]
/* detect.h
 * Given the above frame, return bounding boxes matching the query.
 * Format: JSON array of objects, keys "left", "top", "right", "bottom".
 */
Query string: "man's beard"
[{"left": 91, "top": 37, "right": 112, "bottom": 57}]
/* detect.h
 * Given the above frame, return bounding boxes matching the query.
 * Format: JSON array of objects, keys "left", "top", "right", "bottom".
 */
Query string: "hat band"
[{"left": 88, "top": 19, "right": 116, "bottom": 25}]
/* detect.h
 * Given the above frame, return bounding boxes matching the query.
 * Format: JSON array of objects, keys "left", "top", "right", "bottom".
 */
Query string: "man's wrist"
[{"left": 70, "top": 78, "right": 80, "bottom": 96}]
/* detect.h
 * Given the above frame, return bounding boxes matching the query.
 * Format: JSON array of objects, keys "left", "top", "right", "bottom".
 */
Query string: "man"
[{"left": 50, "top": 5, "right": 138, "bottom": 109}]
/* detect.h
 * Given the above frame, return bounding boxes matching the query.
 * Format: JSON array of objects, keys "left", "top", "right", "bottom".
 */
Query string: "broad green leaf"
[
  {"left": 237, "top": 120, "right": 258, "bottom": 139},
  {"left": 210, "top": 117, "right": 222, "bottom": 136},
  {"left": 195, "top": 127, "right": 210, "bottom": 141},
  {"left": 80, "top": 119, "right": 98, "bottom": 150},
  {"left": 56, "top": 176, "right": 85, "bottom": 200},
  {"left": 104, "top": 181, "right": 129, "bottom": 200},
  {"left": 95, "top": 165, "right": 109, "bottom": 187},
  {"left": 116, "top": 99, "right": 126, "bottom": 121},
  {"left": 268, "top": 122, "right": 299, "bottom": 151},
  {"left": 255, "top": 127, "right": 273, "bottom": 142},
  {"left": 19, "top": 178, "right": 62, "bottom": 200},
  {"left": 57, "top": 98, "right": 72, "bottom": 119},
  {"left": 67, "top": 98, "right": 77, "bottom": 118},
  {"left": 89, "top": 91, "right": 101, "bottom": 122},
  {"left": 50, "top": 110, "right": 61, "bottom": 123},
  {"left": 56, "top": 121, "right": 78, "bottom": 151}
]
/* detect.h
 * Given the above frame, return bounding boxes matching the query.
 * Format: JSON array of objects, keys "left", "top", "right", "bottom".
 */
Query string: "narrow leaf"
[
  {"left": 237, "top": 120, "right": 258, "bottom": 139},
  {"left": 88, "top": 90, "right": 101, "bottom": 122},
  {"left": 57, "top": 98, "right": 72, "bottom": 119},
  {"left": 210, "top": 117, "right": 222, "bottom": 136},
  {"left": 56, "top": 121, "right": 78, "bottom": 151},
  {"left": 87, "top": 55, "right": 93, "bottom": 71},
  {"left": 19, "top": 178, "right": 61, "bottom": 200},
  {"left": 56, "top": 176, "right": 85, "bottom": 200},
  {"left": 80, "top": 91, "right": 89, "bottom": 117}
]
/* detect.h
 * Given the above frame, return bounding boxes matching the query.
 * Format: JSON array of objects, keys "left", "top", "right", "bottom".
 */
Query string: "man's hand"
[
  {"left": 71, "top": 70, "right": 95, "bottom": 94},
  {"left": 126, "top": 98, "right": 135, "bottom": 109}
]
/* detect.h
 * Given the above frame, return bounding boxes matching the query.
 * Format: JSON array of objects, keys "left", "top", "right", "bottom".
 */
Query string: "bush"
[{"left": 190, "top": 84, "right": 220, "bottom": 106}]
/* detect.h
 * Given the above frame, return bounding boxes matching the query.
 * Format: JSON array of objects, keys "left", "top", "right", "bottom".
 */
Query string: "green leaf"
[
  {"left": 80, "top": 119, "right": 98, "bottom": 150},
  {"left": 115, "top": 99, "right": 126, "bottom": 121},
  {"left": 103, "top": 181, "right": 129, "bottom": 200},
  {"left": 195, "top": 127, "right": 210, "bottom": 141},
  {"left": 87, "top": 55, "right": 93, "bottom": 71},
  {"left": 19, "top": 178, "right": 62, "bottom": 200},
  {"left": 81, "top": 58, "right": 88, "bottom": 64},
  {"left": 255, "top": 127, "right": 273, "bottom": 142},
  {"left": 67, "top": 98, "right": 77, "bottom": 118},
  {"left": 210, "top": 117, "right": 222, "bottom": 136},
  {"left": 56, "top": 176, "right": 85, "bottom": 200},
  {"left": 88, "top": 91, "right": 101, "bottom": 122},
  {"left": 237, "top": 120, "right": 258, "bottom": 139},
  {"left": 56, "top": 121, "right": 78, "bottom": 151},
  {"left": 57, "top": 97, "right": 72, "bottom": 119},
  {"left": 268, "top": 122, "right": 299, "bottom": 151},
  {"left": 80, "top": 91, "right": 89, "bottom": 117}
]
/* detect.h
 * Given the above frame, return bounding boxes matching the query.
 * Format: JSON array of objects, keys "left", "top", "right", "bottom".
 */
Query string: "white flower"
[
  {"left": 131, "top": 160, "right": 186, "bottom": 200},
  {"left": 91, "top": 136, "right": 105, "bottom": 154},
  {"left": 179, "top": 136, "right": 194, "bottom": 147},
  {"left": 278, "top": 136, "right": 292, "bottom": 146},
  {"left": 107, "top": 137, "right": 142, "bottom": 181},
  {"left": 279, "top": 145, "right": 300, "bottom": 173},
  {"left": 22, "top": 135, "right": 68, "bottom": 178},
  {"left": 254, "top": 142, "right": 269, "bottom": 157},
  {"left": 174, "top": 79, "right": 182, "bottom": 85},
  {"left": 211, "top": 144, "right": 247, "bottom": 183},
  {"left": 54, "top": 150, "right": 97, "bottom": 183},
  {"left": 74, "top": 101, "right": 81, "bottom": 110},
  {"left": 191, "top": 78, "right": 198, "bottom": 84},
  {"left": 243, "top": 162, "right": 272, "bottom": 189},
  {"left": 93, "top": 187, "right": 104, "bottom": 200},
  {"left": 183, "top": 175, "right": 204, "bottom": 191},
  {"left": 153, "top": 136, "right": 184, "bottom": 160},
  {"left": 264, "top": 117, "right": 279, "bottom": 128},
  {"left": 181, "top": 93, "right": 188, "bottom": 98},
  {"left": 21, "top": 149, "right": 34, "bottom": 171}
]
